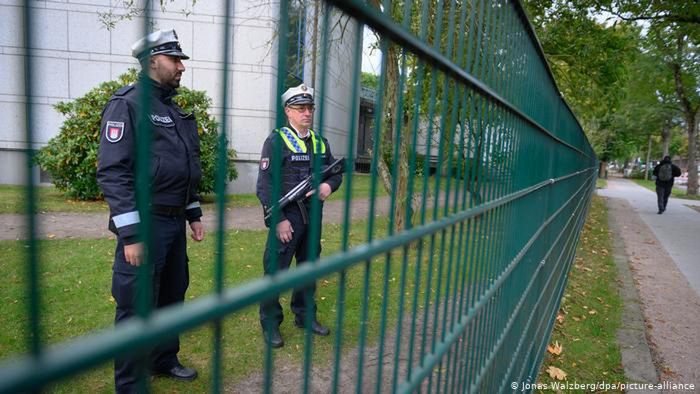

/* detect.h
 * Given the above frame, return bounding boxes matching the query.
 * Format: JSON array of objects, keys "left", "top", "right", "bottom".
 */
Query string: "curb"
[{"left": 606, "top": 198, "right": 660, "bottom": 392}]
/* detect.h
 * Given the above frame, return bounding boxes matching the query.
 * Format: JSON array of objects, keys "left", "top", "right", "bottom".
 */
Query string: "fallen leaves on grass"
[
  {"left": 546, "top": 366, "right": 567, "bottom": 380},
  {"left": 556, "top": 313, "right": 565, "bottom": 324},
  {"left": 547, "top": 341, "right": 563, "bottom": 356}
]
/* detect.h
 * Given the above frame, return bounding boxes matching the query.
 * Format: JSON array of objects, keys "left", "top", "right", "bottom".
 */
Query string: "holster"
[{"left": 296, "top": 200, "right": 309, "bottom": 225}]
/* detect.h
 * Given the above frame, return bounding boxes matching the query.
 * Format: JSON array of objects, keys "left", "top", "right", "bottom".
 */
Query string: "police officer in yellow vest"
[{"left": 255, "top": 84, "right": 342, "bottom": 348}]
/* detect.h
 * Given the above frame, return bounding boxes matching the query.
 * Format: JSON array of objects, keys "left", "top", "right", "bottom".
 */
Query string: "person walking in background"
[
  {"left": 652, "top": 155, "right": 681, "bottom": 214},
  {"left": 97, "top": 29, "right": 204, "bottom": 392}
]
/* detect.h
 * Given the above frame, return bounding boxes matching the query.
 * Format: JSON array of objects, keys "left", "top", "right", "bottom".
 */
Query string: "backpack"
[{"left": 658, "top": 163, "right": 673, "bottom": 182}]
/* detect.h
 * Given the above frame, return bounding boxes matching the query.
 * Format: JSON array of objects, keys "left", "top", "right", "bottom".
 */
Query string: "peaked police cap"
[
  {"left": 131, "top": 29, "right": 190, "bottom": 60},
  {"left": 282, "top": 84, "right": 315, "bottom": 106}
]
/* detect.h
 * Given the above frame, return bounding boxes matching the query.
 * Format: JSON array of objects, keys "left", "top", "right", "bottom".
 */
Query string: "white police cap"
[
  {"left": 131, "top": 29, "right": 189, "bottom": 60},
  {"left": 282, "top": 84, "right": 314, "bottom": 106}
]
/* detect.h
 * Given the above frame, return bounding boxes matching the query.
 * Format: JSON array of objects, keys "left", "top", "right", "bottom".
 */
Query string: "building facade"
[{"left": 0, "top": 0, "right": 358, "bottom": 193}]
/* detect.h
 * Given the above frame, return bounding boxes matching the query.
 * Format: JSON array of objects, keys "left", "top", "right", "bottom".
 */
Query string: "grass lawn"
[
  {"left": 536, "top": 195, "right": 625, "bottom": 390},
  {"left": 631, "top": 179, "right": 700, "bottom": 201},
  {"left": 0, "top": 185, "right": 110, "bottom": 214},
  {"left": 0, "top": 215, "right": 463, "bottom": 392},
  {"left": 0, "top": 176, "right": 602, "bottom": 392}
]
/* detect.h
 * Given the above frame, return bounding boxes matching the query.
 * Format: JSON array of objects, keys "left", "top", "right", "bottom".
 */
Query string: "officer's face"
[
  {"left": 285, "top": 103, "right": 314, "bottom": 130},
  {"left": 150, "top": 55, "right": 185, "bottom": 89}
]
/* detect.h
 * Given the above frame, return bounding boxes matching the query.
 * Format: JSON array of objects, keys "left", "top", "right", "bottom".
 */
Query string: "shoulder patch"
[
  {"left": 260, "top": 158, "right": 269, "bottom": 170},
  {"left": 105, "top": 121, "right": 125, "bottom": 143}
]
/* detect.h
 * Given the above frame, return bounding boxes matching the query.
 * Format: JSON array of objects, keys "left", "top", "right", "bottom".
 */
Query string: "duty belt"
[{"left": 151, "top": 204, "right": 185, "bottom": 217}]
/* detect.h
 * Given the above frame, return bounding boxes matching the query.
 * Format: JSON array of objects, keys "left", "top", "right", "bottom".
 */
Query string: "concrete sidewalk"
[
  {"left": 598, "top": 177, "right": 700, "bottom": 388},
  {"left": 597, "top": 178, "right": 700, "bottom": 298}
]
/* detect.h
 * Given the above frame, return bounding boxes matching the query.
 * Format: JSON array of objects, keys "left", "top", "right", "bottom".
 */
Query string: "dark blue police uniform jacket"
[
  {"left": 96, "top": 76, "right": 202, "bottom": 392},
  {"left": 255, "top": 126, "right": 342, "bottom": 326}
]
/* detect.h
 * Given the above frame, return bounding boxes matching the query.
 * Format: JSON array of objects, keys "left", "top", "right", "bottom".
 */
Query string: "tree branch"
[{"left": 598, "top": 6, "right": 700, "bottom": 25}]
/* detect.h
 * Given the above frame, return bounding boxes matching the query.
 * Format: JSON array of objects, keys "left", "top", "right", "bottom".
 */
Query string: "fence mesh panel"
[{"left": 0, "top": 0, "right": 596, "bottom": 392}]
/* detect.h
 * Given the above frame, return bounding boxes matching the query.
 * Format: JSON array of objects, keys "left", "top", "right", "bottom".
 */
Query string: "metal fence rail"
[{"left": 1, "top": 0, "right": 596, "bottom": 392}]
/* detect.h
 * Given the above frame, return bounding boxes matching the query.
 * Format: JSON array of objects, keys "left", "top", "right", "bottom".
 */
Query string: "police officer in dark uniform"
[
  {"left": 97, "top": 29, "right": 204, "bottom": 393},
  {"left": 256, "top": 84, "right": 342, "bottom": 348}
]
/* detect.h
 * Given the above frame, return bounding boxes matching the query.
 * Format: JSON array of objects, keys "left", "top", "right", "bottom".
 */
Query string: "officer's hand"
[
  {"left": 190, "top": 221, "right": 205, "bottom": 242},
  {"left": 124, "top": 243, "right": 144, "bottom": 266},
  {"left": 276, "top": 219, "right": 294, "bottom": 244},
  {"left": 306, "top": 182, "right": 332, "bottom": 201}
]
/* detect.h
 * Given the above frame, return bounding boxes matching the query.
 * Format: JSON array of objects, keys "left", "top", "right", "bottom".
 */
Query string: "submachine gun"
[{"left": 264, "top": 157, "right": 345, "bottom": 224}]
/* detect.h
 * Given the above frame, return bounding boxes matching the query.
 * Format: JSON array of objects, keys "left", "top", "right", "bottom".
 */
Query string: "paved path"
[
  {"left": 597, "top": 178, "right": 700, "bottom": 298},
  {"left": 599, "top": 177, "right": 700, "bottom": 388},
  {"left": 0, "top": 197, "right": 394, "bottom": 241}
]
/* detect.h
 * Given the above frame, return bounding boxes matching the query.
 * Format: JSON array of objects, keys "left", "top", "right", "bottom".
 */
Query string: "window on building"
[{"left": 286, "top": 0, "right": 306, "bottom": 88}]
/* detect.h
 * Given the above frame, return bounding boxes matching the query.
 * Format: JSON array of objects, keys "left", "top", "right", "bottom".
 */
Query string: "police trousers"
[
  {"left": 111, "top": 214, "right": 189, "bottom": 393},
  {"left": 260, "top": 206, "right": 322, "bottom": 328}
]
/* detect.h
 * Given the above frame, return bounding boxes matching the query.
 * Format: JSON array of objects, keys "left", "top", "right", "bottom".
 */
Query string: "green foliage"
[
  {"left": 35, "top": 69, "right": 237, "bottom": 200},
  {"left": 524, "top": 0, "right": 699, "bottom": 195},
  {"left": 360, "top": 72, "right": 379, "bottom": 90},
  {"left": 172, "top": 88, "right": 238, "bottom": 195},
  {"left": 627, "top": 168, "right": 651, "bottom": 179},
  {"left": 525, "top": 1, "right": 641, "bottom": 158}
]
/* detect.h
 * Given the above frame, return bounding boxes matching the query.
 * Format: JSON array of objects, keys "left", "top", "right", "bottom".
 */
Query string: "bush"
[
  {"left": 35, "top": 69, "right": 237, "bottom": 200},
  {"left": 627, "top": 168, "right": 651, "bottom": 179}
]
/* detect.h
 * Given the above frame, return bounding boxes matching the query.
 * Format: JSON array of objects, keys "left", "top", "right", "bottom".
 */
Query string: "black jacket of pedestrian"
[{"left": 652, "top": 157, "right": 681, "bottom": 186}]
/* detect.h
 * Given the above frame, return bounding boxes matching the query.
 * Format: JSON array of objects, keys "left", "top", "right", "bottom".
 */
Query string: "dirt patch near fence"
[{"left": 226, "top": 299, "right": 483, "bottom": 393}]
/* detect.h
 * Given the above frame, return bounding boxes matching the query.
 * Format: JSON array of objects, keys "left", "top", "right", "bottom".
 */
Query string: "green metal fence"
[{"left": 1, "top": 0, "right": 596, "bottom": 392}]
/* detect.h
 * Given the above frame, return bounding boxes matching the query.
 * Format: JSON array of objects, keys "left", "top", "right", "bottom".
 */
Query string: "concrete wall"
[
  {"left": 0, "top": 0, "right": 358, "bottom": 193},
  {"left": 307, "top": 10, "right": 359, "bottom": 161}
]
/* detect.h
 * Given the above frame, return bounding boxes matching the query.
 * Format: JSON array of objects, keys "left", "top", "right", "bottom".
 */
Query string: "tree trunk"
[
  {"left": 671, "top": 52, "right": 699, "bottom": 196},
  {"left": 644, "top": 134, "right": 652, "bottom": 180},
  {"left": 661, "top": 121, "right": 671, "bottom": 157},
  {"left": 687, "top": 115, "right": 698, "bottom": 195},
  {"left": 598, "top": 161, "right": 607, "bottom": 179},
  {"left": 376, "top": 42, "right": 412, "bottom": 231}
]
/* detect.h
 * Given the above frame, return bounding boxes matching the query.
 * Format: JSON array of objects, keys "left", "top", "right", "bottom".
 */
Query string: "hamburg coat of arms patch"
[{"left": 105, "top": 121, "right": 125, "bottom": 143}]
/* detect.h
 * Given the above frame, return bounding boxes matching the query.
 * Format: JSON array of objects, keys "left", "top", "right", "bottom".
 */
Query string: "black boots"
[
  {"left": 151, "top": 362, "right": 198, "bottom": 381},
  {"left": 263, "top": 326, "right": 284, "bottom": 348},
  {"left": 262, "top": 318, "right": 331, "bottom": 349},
  {"left": 294, "top": 318, "right": 330, "bottom": 336}
]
